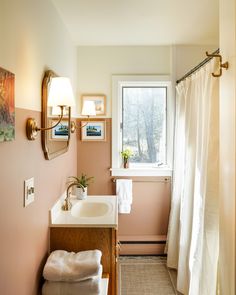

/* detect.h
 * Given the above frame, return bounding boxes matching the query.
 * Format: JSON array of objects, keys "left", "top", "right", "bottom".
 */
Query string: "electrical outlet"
[{"left": 24, "top": 177, "right": 35, "bottom": 207}]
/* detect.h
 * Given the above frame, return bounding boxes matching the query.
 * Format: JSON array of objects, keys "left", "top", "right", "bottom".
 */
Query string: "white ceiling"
[{"left": 51, "top": 0, "right": 219, "bottom": 46}]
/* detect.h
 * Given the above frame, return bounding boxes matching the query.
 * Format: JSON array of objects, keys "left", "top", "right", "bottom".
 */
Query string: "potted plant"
[
  {"left": 67, "top": 173, "right": 94, "bottom": 200},
  {"left": 121, "top": 148, "right": 133, "bottom": 168}
]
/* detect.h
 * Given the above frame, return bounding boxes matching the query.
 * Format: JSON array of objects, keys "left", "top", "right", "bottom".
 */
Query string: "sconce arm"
[
  {"left": 36, "top": 106, "right": 64, "bottom": 132},
  {"left": 26, "top": 106, "right": 65, "bottom": 140},
  {"left": 70, "top": 117, "right": 91, "bottom": 133}
]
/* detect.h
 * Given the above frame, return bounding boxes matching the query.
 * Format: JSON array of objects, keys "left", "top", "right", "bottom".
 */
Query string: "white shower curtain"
[{"left": 167, "top": 59, "right": 219, "bottom": 295}]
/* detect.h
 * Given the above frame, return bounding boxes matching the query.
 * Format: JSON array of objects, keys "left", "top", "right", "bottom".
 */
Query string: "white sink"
[
  {"left": 71, "top": 200, "right": 112, "bottom": 218},
  {"left": 50, "top": 195, "right": 118, "bottom": 228}
]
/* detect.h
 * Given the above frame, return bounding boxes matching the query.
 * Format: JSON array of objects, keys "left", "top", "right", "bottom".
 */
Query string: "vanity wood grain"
[{"left": 50, "top": 227, "right": 117, "bottom": 295}]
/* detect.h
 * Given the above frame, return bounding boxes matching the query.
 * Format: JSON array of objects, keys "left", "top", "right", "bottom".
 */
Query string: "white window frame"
[{"left": 111, "top": 75, "right": 174, "bottom": 177}]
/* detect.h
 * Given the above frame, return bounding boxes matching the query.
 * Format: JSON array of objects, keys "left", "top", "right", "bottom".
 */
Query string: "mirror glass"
[{"left": 42, "top": 70, "right": 71, "bottom": 160}]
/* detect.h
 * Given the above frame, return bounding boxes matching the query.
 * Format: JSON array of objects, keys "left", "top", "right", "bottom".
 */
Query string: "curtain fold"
[{"left": 166, "top": 59, "right": 219, "bottom": 295}]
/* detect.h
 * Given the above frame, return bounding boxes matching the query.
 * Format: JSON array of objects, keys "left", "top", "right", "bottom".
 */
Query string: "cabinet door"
[{"left": 50, "top": 227, "right": 117, "bottom": 295}]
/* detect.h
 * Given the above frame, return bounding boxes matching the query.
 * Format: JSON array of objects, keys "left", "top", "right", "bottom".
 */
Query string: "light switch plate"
[{"left": 24, "top": 177, "right": 35, "bottom": 207}]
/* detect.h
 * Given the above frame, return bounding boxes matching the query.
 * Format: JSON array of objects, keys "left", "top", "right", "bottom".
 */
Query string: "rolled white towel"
[
  {"left": 43, "top": 250, "right": 102, "bottom": 282},
  {"left": 42, "top": 266, "right": 102, "bottom": 295}
]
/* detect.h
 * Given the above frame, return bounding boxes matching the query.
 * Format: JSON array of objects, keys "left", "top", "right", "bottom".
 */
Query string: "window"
[
  {"left": 112, "top": 75, "right": 174, "bottom": 176},
  {"left": 122, "top": 87, "right": 166, "bottom": 166}
]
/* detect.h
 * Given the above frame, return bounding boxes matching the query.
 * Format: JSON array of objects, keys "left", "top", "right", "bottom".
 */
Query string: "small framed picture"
[
  {"left": 82, "top": 95, "right": 106, "bottom": 116},
  {"left": 81, "top": 120, "right": 106, "bottom": 141},
  {"left": 49, "top": 119, "right": 69, "bottom": 141}
]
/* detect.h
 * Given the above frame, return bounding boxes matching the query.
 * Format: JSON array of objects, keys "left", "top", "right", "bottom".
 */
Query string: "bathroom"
[{"left": 0, "top": 0, "right": 235, "bottom": 294}]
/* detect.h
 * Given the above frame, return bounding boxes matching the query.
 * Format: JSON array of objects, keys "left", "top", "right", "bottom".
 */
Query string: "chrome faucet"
[{"left": 61, "top": 182, "right": 85, "bottom": 211}]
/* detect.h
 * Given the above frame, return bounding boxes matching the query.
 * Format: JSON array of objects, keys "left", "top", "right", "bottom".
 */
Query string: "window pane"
[{"left": 122, "top": 87, "right": 166, "bottom": 165}]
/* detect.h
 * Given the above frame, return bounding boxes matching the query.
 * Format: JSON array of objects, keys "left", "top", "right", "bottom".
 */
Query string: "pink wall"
[
  {"left": 0, "top": 108, "right": 77, "bottom": 295},
  {"left": 117, "top": 177, "right": 171, "bottom": 254},
  {"left": 77, "top": 118, "right": 171, "bottom": 254},
  {"left": 117, "top": 178, "right": 171, "bottom": 236},
  {"left": 77, "top": 119, "right": 113, "bottom": 195}
]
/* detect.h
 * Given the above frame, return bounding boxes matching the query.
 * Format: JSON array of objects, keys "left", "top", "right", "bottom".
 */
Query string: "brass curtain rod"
[
  {"left": 205, "top": 51, "right": 229, "bottom": 77},
  {"left": 176, "top": 48, "right": 220, "bottom": 84}
]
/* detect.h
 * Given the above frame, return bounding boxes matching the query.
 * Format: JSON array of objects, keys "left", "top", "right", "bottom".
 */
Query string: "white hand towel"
[
  {"left": 42, "top": 265, "right": 102, "bottom": 295},
  {"left": 116, "top": 179, "right": 133, "bottom": 213},
  {"left": 43, "top": 250, "right": 102, "bottom": 282}
]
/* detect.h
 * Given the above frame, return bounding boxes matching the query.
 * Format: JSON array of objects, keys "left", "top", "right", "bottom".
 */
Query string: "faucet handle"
[{"left": 61, "top": 198, "right": 72, "bottom": 211}]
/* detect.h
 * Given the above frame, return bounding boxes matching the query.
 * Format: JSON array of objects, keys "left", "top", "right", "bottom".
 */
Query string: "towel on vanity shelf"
[
  {"left": 116, "top": 179, "right": 133, "bottom": 214},
  {"left": 42, "top": 265, "right": 102, "bottom": 295},
  {"left": 43, "top": 249, "right": 102, "bottom": 282}
]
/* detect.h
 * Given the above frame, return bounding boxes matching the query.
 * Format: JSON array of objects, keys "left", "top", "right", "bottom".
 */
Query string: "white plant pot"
[{"left": 75, "top": 186, "right": 87, "bottom": 200}]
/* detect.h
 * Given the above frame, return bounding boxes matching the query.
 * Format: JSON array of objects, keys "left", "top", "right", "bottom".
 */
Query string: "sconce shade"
[
  {"left": 51, "top": 106, "right": 64, "bottom": 116},
  {"left": 48, "top": 77, "right": 75, "bottom": 107},
  {"left": 26, "top": 76, "right": 75, "bottom": 141},
  {"left": 81, "top": 100, "right": 96, "bottom": 116}
]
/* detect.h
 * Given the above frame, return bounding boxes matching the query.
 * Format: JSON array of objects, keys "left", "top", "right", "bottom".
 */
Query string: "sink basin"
[
  {"left": 50, "top": 195, "right": 118, "bottom": 227},
  {"left": 71, "top": 200, "right": 112, "bottom": 218}
]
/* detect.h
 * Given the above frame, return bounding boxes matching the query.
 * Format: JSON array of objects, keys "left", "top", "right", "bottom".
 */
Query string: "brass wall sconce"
[
  {"left": 26, "top": 76, "right": 75, "bottom": 140},
  {"left": 70, "top": 100, "right": 96, "bottom": 132}
]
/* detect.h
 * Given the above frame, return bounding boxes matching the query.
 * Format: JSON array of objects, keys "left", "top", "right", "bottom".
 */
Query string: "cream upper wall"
[
  {"left": 175, "top": 45, "right": 218, "bottom": 80},
  {"left": 77, "top": 45, "right": 218, "bottom": 118},
  {"left": 77, "top": 46, "right": 171, "bottom": 117},
  {"left": 0, "top": 0, "right": 77, "bottom": 112}
]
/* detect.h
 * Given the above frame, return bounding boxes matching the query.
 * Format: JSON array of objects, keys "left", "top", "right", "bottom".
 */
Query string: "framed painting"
[
  {"left": 81, "top": 120, "right": 106, "bottom": 141},
  {"left": 0, "top": 67, "right": 15, "bottom": 142},
  {"left": 49, "top": 119, "right": 69, "bottom": 141},
  {"left": 82, "top": 95, "right": 106, "bottom": 116}
]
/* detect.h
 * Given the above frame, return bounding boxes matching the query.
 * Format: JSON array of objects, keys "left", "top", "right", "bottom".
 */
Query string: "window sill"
[{"left": 110, "top": 167, "right": 172, "bottom": 177}]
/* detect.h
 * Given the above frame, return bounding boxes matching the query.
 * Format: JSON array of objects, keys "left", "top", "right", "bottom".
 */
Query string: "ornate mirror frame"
[{"left": 41, "top": 70, "right": 71, "bottom": 160}]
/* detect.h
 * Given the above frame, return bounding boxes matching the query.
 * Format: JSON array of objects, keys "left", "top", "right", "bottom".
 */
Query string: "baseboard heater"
[{"left": 118, "top": 235, "right": 167, "bottom": 255}]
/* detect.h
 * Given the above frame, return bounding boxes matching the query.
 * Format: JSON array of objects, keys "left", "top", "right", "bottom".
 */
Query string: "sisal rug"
[{"left": 119, "top": 256, "right": 176, "bottom": 295}]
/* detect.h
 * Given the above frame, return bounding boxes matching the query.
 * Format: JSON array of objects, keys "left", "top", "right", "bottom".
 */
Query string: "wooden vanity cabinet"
[{"left": 50, "top": 227, "right": 118, "bottom": 295}]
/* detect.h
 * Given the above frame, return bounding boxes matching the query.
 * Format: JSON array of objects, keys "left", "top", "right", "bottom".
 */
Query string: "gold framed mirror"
[{"left": 41, "top": 70, "right": 71, "bottom": 160}]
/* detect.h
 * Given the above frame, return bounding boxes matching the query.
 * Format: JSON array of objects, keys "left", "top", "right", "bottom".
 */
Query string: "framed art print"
[
  {"left": 81, "top": 120, "right": 106, "bottom": 141},
  {"left": 82, "top": 95, "right": 106, "bottom": 116},
  {"left": 49, "top": 119, "right": 69, "bottom": 141}
]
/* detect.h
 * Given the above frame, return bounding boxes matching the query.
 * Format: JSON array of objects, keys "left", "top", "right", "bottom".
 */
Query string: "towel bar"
[{"left": 111, "top": 177, "right": 170, "bottom": 183}]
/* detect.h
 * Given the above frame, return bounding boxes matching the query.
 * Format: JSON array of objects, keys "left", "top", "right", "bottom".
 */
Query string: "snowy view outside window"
[{"left": 122, "top": 87, "right": 167, "bottom": 165}]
